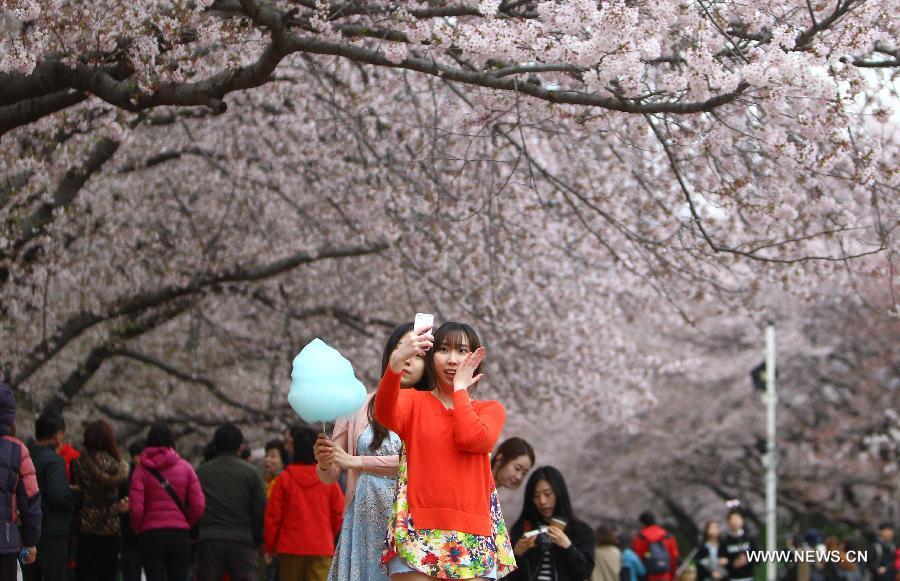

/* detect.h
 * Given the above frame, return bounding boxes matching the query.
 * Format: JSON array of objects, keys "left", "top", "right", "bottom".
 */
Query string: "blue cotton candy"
[{"left": 288, "top": 338, "right": 368, "bottom": 423}]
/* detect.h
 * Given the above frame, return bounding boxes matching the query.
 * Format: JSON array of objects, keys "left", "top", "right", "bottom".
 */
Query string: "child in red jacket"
[{"left": 264, "top": 426, "right": 343, "bottom": 581}]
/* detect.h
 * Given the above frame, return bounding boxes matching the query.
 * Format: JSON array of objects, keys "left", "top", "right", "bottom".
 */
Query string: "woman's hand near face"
[
  {"left": 547, "top": 526, "right": 572, "bottom": 549},
  {"left": 514, "top": 534, "right": 537, "bottom": 556},
  {"left": 452, "top": 346, "right": 485, "bottom": 392},
  {"left": 389, "top": 328, "right": 433, "bottom": 373}
]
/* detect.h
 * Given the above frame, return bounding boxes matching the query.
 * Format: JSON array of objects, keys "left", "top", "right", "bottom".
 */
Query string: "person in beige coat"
[
  {"left": 593, "top": 525, "right": 623, "bottom": 581},
  {"left": 313, "top": 322, "right": 429, "bottom": 581}
]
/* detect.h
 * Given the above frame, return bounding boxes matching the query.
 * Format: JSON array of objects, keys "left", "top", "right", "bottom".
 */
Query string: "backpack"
[{"left": 640, "top": 532, "right": 672, "bottom": 575}]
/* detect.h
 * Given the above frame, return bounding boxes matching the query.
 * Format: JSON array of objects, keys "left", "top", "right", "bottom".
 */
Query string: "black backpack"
[{"left": 640, "top": 532, "right": 672, "bottom": 575}]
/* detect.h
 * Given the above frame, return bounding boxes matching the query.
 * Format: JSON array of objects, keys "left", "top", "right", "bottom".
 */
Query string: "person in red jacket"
[
  {"left": 632, "top": 512, "right": 679, "bottom": 581},
  {"left": 264, "top": 426, "right": 344, "bottom": 581}
]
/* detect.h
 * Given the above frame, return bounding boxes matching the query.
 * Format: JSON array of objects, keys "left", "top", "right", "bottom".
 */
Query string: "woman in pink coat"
[{"left": 130, "top": 422, "right": 205, "bottom": 581}]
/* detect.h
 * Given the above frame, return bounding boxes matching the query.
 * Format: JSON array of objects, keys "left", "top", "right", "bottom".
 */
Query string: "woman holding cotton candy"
[
  {"left": 375, "top": 322, "right": 517, "bottom": 580},
  {"left": 314, "top": 323, "right": 428, "bottom": 581}
]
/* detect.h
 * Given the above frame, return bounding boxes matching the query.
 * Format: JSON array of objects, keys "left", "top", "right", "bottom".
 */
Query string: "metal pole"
[{"left": 766, "top": 323, "right": 777, "bottom": 581}]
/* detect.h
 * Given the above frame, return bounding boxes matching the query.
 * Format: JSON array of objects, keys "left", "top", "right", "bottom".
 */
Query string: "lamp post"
[
  {"left": 764, "top": 324, "right": 777, "bottom": 581},
  {"left": 751, "top": 323, "right": 778, "bottom": 581}
]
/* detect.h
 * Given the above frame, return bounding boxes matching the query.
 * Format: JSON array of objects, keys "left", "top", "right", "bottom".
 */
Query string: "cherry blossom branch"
[
  {"left": 42, "top": 298, "right": 193, "bottom": 414},
  {"left": 7, "top": 240, "right": 389, "bottom": 388},
  {"left": 646, "top": 114, "right": 889, "bottom": 264},
  {"left": 0, "top": 89, "right": 88, "bottom": 137},
  {"left": 108, "top": 348, "right": 271, "bottom": 415},
  {"left": 2, "top": 137, "right": 120, "bottom": 263}
]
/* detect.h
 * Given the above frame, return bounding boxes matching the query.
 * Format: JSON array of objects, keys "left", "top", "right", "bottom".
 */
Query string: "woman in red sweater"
[{"left": 375, "top": 321, "right": 516, "bottom": 580}]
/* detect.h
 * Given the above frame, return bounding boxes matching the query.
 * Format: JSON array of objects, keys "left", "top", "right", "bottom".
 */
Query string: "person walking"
[
  {"left": 119, "top": 439, "right": 146, "bottom": 581},
  {"left": 695, "top": 521, "right": 725, "bottom": 581},
  {"left": 130, "top": 422, "right": 205, "bottom": 581},
  {"left": 507, "top": 466, "right": 595, "bottom": 581},
  {"left": 195, "top": 423, "right": 268, "bottom": 581},
  {"left": 717, "top": 510, "right": 757, "bottom": 581},
  {"left": 619, "top": 532, "right": 646, "bottom": 581},
  {"left": 314, "top": 322, "right": 428, "bottom": 581},
  {"left": 71, "top": 419, "right": 129, "bottom": 581},
  {"left": 592, "top": 525, "right": 622, "bottom": 581},
  {"left": 870, "top": 523, "right": 896, "bottom": 581},
  {"left": 0, "top": 382, "right": 41, "bottom": 577},
  {"left": 265, "top": 426, "right": 344, "bottom": 581},
  {"left": 23, "top": 412, "right": 79, "bottom": 581},
  {"left": 264, "top": 439, "right": 287, "bottom": 498},
  {"left": 632, "top": 512, "right": 679, "bottom": 581}
]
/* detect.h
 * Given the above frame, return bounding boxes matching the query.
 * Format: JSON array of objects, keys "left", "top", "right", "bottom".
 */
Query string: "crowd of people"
[{"left": 0, "top": 320, "right": 897, "bottom": 581}]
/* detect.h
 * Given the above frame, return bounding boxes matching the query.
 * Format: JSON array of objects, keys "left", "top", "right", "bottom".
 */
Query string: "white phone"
[
  {"left": 523, "top": 527, "right": 549, "bottom": 538},
  {"left": 414, "top": 313, "right": 434, "bottom": 334}
]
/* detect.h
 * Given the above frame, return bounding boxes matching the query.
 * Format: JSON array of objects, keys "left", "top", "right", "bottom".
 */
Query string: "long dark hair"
[
  {"left": 491, "top": 437, "right": 535, "bottom": 473},
  {"left": 83, "top": 419, "right": 121, "bottom": 460},
  {"left": 368, "top": 322, "right": 429, "bottom": 452},
  {"left": 426, "top": 322, "right": 483, "bottom": 394},
  {"left": 513, "top": 466, "right": 578, "bottom": 533}
]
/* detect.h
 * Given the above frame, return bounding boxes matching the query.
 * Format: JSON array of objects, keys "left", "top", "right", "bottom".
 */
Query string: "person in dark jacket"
[
  {"left": 0, "top": 381, "right": 41, "bottom": 577},
  {"left": 632, "top": 511, "right": 679, "bottom": 581},
  {"left": 717, "top": 510, "right": 758, "bottom": 581},
  {"left": 508, "top": 466, "right": 595, "bottom": 581},
  {"left": 119, "top": 439, "right": 146, "bottom": 581},
  {"left": 195, "top": 423, "right": 267, "bottom": 581},
  {"left": 22, "top": 411, "right": 79, "bottom": 581},
  {"left": 869, "top": 523, "right": 896, "bottom": 581}
]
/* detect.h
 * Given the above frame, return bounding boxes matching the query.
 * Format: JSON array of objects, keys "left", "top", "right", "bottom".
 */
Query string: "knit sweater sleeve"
[
  {"left": 373, "top": 367, "right": 413, "bottom": 439},
  {"left": 450, "top": 391, "right": 505, "bottom": 453}
]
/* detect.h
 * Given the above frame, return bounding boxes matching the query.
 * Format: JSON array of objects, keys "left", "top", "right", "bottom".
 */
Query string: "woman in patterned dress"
[
  {"left": 315, "top": 323, "right": 428, "bottom": 581},
  {"left": 376, "top": 322, "right": 517, "bottom": 580}
]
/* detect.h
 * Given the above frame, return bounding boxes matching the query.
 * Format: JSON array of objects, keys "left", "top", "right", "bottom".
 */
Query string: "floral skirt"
[{"left": 381, "top": 451, "right": 516, "bottom": 579}]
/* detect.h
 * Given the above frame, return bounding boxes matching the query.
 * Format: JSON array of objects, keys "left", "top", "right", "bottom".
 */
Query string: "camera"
[{"left": 537, "top": 531, "right": 551, "bottom": 548}]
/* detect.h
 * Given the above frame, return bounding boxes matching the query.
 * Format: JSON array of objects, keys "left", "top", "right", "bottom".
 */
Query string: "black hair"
[
  {"left": 639, "top": 511, "right": 657, "bottom": 527},
  {"left": 240, "top": 446, "right": 251, "bottom": 460},
  {"left": 425, "top": 322, "right": 484, "bottom": 394},
  {"left": 265, "top": 438, "right": 289, "bottom": 467},
  {"left": 512, "top": 466, "right": 578, "bottom": 534},
  {"left": 202, "top": 441, "right": 218, "bottom": 462},
  {"left": 35, "top": 411, "right": 65, "bottom": 440},
  {"left": 289, "top": 426, "right": 318, "bottom": 464},
  {"left": 368, "top": 322, "right": 430, "bottom": 452},
  {"left": 128, "top": 438, "right": 146, "bottom": 459},
  {"left": 146, "top": 422, "right": 176, "bottom": 449},
  {"left": 492, "top": 437, "right": 536, "bottom": 473},
  {"left": 878, "top": 522, "right": 894, "bottom": 531},
  {"left": 213, "top": 423, "right": 243, "bottom": 454}
]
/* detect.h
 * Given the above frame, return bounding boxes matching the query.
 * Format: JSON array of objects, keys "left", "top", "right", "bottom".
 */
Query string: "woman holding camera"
[
  {"left": 375, "top": 321, "right": 517, "bottom": 580},
  {"left": 507, "top": 466, "right": 595, "bottom": 581}
]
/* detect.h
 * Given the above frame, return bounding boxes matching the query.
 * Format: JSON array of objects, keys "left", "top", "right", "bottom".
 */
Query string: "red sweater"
[{"left": 374, "top": 367, "right": 505, "bottom": 536}]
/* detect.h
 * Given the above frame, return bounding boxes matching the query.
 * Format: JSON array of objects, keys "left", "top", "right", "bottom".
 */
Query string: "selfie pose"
[
  {"left": 507, "top": 467, "right": 595, "bottom": 581},
  {"left": 491, "top": 438, "right": 535, "bottom": 491},
  {"left": 314, "top": 322, "right": 428, "bottom": 581},
  {"left": 375, "top": 321, "right": 516, "bottom": 580}
]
